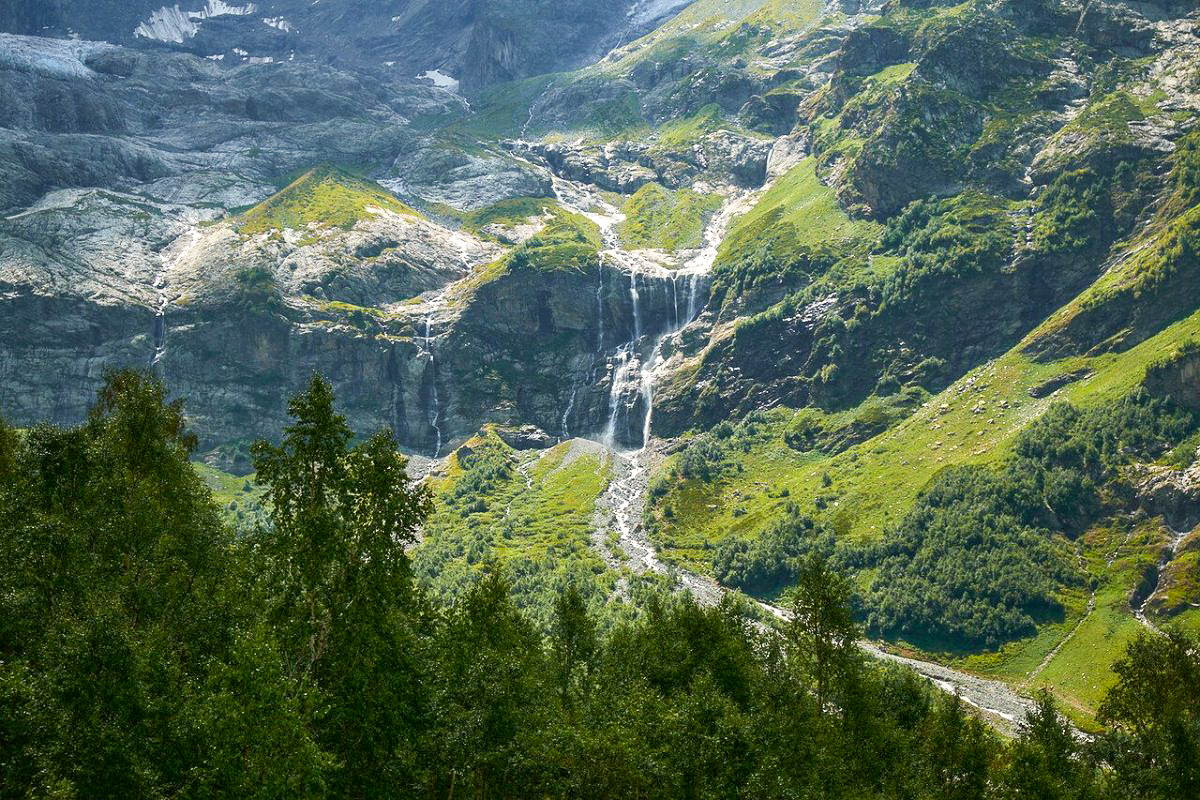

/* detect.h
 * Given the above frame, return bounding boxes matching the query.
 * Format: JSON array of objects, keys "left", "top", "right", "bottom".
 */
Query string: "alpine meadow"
[{"left": 1, "top": 0, "right": 1199, "bottom": 797}]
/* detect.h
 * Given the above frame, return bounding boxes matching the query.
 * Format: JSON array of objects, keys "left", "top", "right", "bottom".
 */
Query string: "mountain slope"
[{"left": 1, "top": 0, "right": 1199, "bottom": 726}]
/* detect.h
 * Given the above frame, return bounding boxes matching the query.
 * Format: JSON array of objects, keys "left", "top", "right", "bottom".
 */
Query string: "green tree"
[
  {"left": 1098, "top": 628, "right": 1200, "bottom": 800},
  {"left": 995, "top": 692, "right": 1100, "bottom": 800},
  {"left": 919, "top": 693, "right": 996, "bottom": 800},
  {"left": 424, "top": 572, "right": 551, "bottom": 799},
  {"left": 785, "top": 554, "right": 861, "bottom": 710},
  {"left": 0, "top": 370, "right": 326, "bottom": 799},
  {"left": 252, "top": 373, "right": 433, "bottom": 797},
  {"left": 551, "top": 584, "right": 597, "bottom": 712}
]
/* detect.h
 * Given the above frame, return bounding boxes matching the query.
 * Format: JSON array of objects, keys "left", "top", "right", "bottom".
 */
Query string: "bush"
[{"left": 863, "top": 391, "right": 1196, "bottom": 648}]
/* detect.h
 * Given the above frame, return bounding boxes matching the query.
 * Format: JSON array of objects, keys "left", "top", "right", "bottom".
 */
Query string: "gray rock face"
[
  {"left": 1131, "top": 458, "right": 1200, "bottom": 532},
  {"left": 513, "top": 132, "right": 774, "bottom": 195},
  {"left": 0, "top": 0, "right": 690, "bottom": 93},
  {"left": 385, "top": 141, "right": 553, "bottom": 212}
]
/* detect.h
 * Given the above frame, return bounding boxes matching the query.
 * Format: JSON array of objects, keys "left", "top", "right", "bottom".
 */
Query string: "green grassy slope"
[{"left": 236, "top": 166, "right": 416, "bottom": 239}]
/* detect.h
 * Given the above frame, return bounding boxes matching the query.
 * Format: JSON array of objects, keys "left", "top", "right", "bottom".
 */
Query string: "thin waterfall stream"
[
  {"left": 420, "top": 316, "right": 444, "bottom": 457},
  {"left": 152, "top": 228, "right": 202, "bottom": 367}
]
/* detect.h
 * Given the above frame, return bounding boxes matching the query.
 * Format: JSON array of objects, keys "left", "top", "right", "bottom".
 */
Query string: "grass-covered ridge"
[
  {"left": 505, "top": 204, "right": 603, "bottom": 272},
  {"left": 235, "top": 166, "right": 416, "bottom": 239},
  {"left": 413, "top": 431, "right": 618, "bottom": 628},
  {"left": 618, "top": 183, "right": 723, "bottom": 251}
]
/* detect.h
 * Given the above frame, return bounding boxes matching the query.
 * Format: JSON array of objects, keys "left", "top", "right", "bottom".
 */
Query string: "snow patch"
[
  {"left": 134, "top": 7, "right": 199, "bottom": 43},
  {"left": 627, "top": 0, "right": 692, "bottom": 27},
  {"left": 135, "top": 2, "right": 258, "bottom": 44},
  {"left": 417, "top": 69, "right": 460, "bottom": 92},
  {"left": 262, "top": 16, "right": 293, "bottom": 32},
  {"left": 0, "top": 33, "right": 115, "bottom": 79}
]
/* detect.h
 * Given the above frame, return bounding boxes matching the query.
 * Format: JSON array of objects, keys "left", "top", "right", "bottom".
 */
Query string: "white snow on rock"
[
  {"left": 262, "top": 17, "right": 293, "bottom": 32},
  {"left": 0, "top": 33, "right": 115, "bottom": 79},
  {"left": 135, "top": 2, "right": 258, "bottom": 44},
  {"left": 417, "top": 69, "right": 460, "bottom": 92},
  {"left": 627, "top": 0, "right": 692, "bottom": 27},
  {"left": 135, "top": 7, "right": 199, "bottom": 43}
]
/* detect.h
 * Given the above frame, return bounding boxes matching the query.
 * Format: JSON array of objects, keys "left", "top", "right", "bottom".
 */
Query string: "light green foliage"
[
  {"left": 710, "top": 158, "right": 881, "bottom": 305},
  {"left": 414, "top": 433, "right": 616, "bottom": 628},
  {"left": 193, "top": 461, "right": 267, "bottom": 527},
  {"left": 655, "top": 104, "right": 728, "bottom": 148},
  {"left": 618, "top": 183, "right": 723, "bottom": 251},
  {"left": 463, "top": 196, "right": 555, "bottom": 234},
  {"left": 236, "top": 166, "right": 415, "bottom": 239},
  {"left": 720, "top": 158, "right": 880, "bottom": 260},
  {"left": 507, "top": 205, "right": 603, "bottom": 272}
]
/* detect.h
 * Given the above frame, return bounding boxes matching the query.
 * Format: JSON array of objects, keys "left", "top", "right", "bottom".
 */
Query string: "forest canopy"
[{"left": 0, "top": 371, "right": 1197, "bottom": 799}]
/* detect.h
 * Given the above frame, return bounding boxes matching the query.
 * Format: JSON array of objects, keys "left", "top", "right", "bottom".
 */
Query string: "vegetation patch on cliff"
[
  {"left": 235, "top": 166, "right": 415, "bottom": 239},
  {"left": 618, "top": 183, "right": 722, "bottom": 251}
]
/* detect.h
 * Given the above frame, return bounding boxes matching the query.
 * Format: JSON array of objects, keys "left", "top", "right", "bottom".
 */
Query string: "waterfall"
[
  {"left": 506, "top": 144, "right": 737, "bottom": 452},
  {"left": 639, "top": 343, "right": 661, "bottom": 448},
  {"left": 629, "top": 270, "right": 641, "bottom": 343},
  {"left": 602, "top": 344, "right": 637, "bottom": 448},
  {"left": 670, "top": 273, "right": 680, "bottom": 329},
  {"left": 561, "top": 384, "right": 577, "bottom": 441},
  {"left": 152, "top": 229, "right": 201, "bottom": 367},
  {"left": 686, "top": 271, "right": 702, "bottom": 322},
  {"left": 422, "top": 317, "right": 444, "bottom": 457},
  {"left": 596, "top": 267, "right": 605, "bottom": 351},
  {"left": 601, "top": 267, "right": 709, "bottom": 450}
]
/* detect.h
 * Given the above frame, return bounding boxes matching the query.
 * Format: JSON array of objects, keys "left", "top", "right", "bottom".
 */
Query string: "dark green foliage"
[
  {"left": 994, "top": 691, "right": 1104, "bottom": 800},
  {"left": 675, "top": 411, "right": 775, "bottom": 483},
  {"left": 678, "top": 435, "right": 731, "bottom": 481},
  {"left": 866, "top": 464, "right": 1078, "bottom": 648},
  {"left": 713, "top": 512, "right": 848, "bottom": 597},
  {"left": 0, "top": 370, "right": 328, "bottom": 798},
  {"left": 1016, "top": 391, "right": 1195, "bottom": 482},
  {"left": 1168, "top": 132, "right": 1200, "bottom": 217},
  {"left": 710, "top": 237, "right": 839, "bottom": 310},
  {"left": 250, "top": 373, "right": 434, "bottom": 797},
  {"left": 1031, "top": 160, "right": 1155, "bottom": 265},
  {"left": 234, "top": 265, "right": 282, "bottom": 312},
  {"left": 784, "top": 556, "right": 861, "bottom": 709},
  {"left": 865, "top": 391, "right": 1197, "bottom": 648},
  {"left": 2, "top": 375, "right": 1196, "bottom": 798},
  {"left": 880, "top": 191, "right": 1012, "bottom": 306},
  {"left": 1095, "top": 628, "right": 1200, "bottom": 800}
]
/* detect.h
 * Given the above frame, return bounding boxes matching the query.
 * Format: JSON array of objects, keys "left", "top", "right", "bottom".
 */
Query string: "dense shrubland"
[
  {"left": 1, "top": 372, "right": 1198, "bottom": 799},
  {"left": 716, "top": 391, "right": 1198, "bottom": 648}
]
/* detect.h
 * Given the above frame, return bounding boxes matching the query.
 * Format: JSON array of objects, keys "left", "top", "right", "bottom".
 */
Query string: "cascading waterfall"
[
  {"left": 670, "top": 274, "right": 680, "bottom": 330},
  {"left": 152, "top": 229, "right": 201, "bottom": 367},
  {"left": 629, "top": 270, "right": 641, "bottom": 342},
  {"left": 602, "top": 266, "right": 709, "bottom": 450},
  {"left": 595, "top": 267, "right": 605, "bottom": 351},
  {"left": 421, "top": 317, "right": 444, "bottom": 457},
  {"left": 507, "top": 142, "right": 747, "bottom": 452},
  {"left": 687, "top": 272, "right": 701, "bottom": 322},
  {"left": 602, "top": 345, "right": 637, "bottom": 447},
  {"left": 561, "top": 384, "right": 577, "bottom": 441}
]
